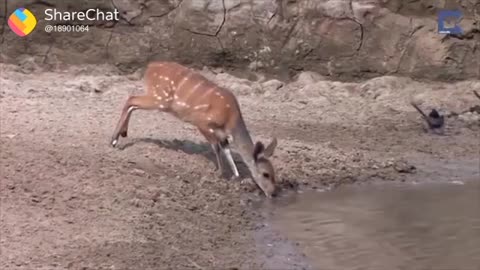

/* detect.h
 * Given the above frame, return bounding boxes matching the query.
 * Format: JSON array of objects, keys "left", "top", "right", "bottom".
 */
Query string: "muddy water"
[{"left": 268, "top": 180, "right": 480, "bottom": 270}]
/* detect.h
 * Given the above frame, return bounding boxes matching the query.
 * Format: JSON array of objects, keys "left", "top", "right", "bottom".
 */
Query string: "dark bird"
[{"left": 410, "top": 102, "right": 445, "bottom": 133}]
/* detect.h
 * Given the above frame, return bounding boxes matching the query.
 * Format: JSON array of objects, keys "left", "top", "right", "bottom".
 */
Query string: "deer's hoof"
[
  {"left": 215, "top": 170, "right": 224, "bottom": 178},
  {"left": 120, "top": 130, "right": 128, "bottom": 137},
  {"left": 111, "top": 139, "right": 118, "bottom": 148}
]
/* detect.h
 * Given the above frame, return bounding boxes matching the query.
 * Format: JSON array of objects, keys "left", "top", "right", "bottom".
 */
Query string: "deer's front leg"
[
  {"left": 222, "top": 147, "right": 240, "bottom": 179},
  {"left": 198, "top": 128, "right": 225, "bottom": 175},
  {"left": 207, "top": 125, "right": 240, "bottom": 179},
  {"left": 211, "top": 143, "right": 224, "bottom": 173},
  {"left": 111, "top": 95, "right": 160, "bottom": 147}
]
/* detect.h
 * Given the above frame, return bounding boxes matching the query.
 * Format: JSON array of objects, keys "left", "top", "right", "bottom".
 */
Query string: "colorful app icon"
[{"left": 8, "top": 8, "right": 37, "bottom": 37}]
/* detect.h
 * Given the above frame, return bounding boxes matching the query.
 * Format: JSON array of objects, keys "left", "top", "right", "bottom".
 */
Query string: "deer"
[{"left": 110, "top": 61, "right": 279, "bottom": 198}]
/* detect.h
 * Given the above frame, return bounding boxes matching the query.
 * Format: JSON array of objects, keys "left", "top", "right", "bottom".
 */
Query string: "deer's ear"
[
  {"left": 263, "top": 137, "right": 277, "bottom": 158},
  {"left": 253, "top": 141, "right": 265, "bottom": 161}
]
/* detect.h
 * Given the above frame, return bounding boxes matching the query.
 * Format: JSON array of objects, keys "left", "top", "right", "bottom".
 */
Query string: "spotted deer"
[{"left": 110, "top": 61, "right": 278, "bottom": 198}]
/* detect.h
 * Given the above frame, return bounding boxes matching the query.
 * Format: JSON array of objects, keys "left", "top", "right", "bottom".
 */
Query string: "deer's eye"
[{"left": 262, "top": 173, "right": 270, "bottom": 178}]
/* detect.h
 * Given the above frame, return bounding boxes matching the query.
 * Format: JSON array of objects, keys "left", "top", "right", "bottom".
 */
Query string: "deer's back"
[{"left": 144, "top": 61, "right": 241, "bottom": 131}]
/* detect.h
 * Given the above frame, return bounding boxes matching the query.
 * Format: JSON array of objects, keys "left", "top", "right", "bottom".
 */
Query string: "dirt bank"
[{"left": 0, "top": 63, "right": 479, "bottom": 269}]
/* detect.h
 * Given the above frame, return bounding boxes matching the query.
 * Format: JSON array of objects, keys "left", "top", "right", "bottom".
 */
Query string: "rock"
[
  {"left": 468, "top": 105, "right": 480, "bottom": 114},
  {"left": 294, "top": 71, "right": 325, "bottom": 86},
  {"left": 248, "top": 61, "right": 264, "bottom": 71},
  {"left": 78, "top": 80, "right": 105, "bottom": 93},
  {"left": 459, "top": 112, "right": 480, "bottom": 123},
  {"left": 261, "top": 79, "right": 284, "bottom": 93},
  {"left": 15, "top": 56, "right": 39, "bottom": 74},
  {"left": 393, "top": 160, "right": 416, "bottom": 174}
]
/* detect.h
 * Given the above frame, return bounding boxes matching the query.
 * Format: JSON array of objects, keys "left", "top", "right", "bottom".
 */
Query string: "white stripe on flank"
[
  {"left": 176, "top": 101, "right": 188, "bottom": 107},
  {"left": 192, "top": 81, "right": 204, "bottom": 91},
  {"left": 176, "top": 73, "right": 192, "bottom": 91},
  {"left": 193, "top": 104, "right": 209, "bottom": 110},
  {"left": 196, "top": 87, "right": 215, "bottom": 102},
  {"left": 183, "top": 80, "right": 205, "bottom": 102}
]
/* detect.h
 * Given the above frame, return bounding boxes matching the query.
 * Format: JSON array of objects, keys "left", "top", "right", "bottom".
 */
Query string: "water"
[{"left": 270, "top": 180, "right": 480, "bottom": 270}]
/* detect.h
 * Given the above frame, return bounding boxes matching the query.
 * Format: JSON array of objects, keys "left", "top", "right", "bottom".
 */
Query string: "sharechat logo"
[{"left": 8, "top": 8, "right": 37, "bottom": 37}]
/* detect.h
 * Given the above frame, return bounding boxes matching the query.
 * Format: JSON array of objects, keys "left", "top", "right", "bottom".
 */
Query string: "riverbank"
[{"left": 1, "top": 63, "right": 478, "bottom": 269}]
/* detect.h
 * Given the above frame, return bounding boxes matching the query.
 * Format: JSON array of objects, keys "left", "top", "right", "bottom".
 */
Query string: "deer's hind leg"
[{"left": 111, "top": 95, "right": 167, "bottom": 147}]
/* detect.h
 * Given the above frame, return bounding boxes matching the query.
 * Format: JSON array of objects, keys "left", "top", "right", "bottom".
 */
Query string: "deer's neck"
[{"left": 231, "top": 115, "right": 256, "bottom": 168}]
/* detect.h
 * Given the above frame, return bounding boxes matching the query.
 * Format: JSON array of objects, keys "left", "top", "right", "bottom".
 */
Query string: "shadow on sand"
[{"left": 117, "top": 137, "right": 252, "bottom": 179}]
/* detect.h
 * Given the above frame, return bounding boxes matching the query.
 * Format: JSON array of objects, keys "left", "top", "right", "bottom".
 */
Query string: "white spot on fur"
[
  {"left": 156, "top": 96, "right": 162, "bottom": 100},
  {"left": 208, "top": 129, "right": 214, "bottom": 133},
  {"left": 207, "top": 117, "right": 212, "bottom": 121},
  {"left": 226, "top": 104, "right": 231, "bottom": 108},
  {"left": 220, "top": 96, "right": 224, "bottom": 99},
  {"left": 159, "top": 105, "right": 165, "bottom": 109},
  {"left": 194, "top": 104, "right": 209, "bottom": 110},
  {"left": 176, "top": 101, "right": 187, "bottom": 107}
]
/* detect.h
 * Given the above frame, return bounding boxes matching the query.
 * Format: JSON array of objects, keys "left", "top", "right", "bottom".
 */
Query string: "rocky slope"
[{"left": 1, "top": 0, "right": 479, "bottom": 81}]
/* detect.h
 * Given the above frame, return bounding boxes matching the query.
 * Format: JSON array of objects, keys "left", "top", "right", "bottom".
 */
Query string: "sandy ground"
[{"left": 0, "top": 63, "right": 479, "bottom": 269}]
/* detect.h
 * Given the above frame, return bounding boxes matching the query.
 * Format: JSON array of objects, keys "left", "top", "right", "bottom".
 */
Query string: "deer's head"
[{"left": 252, "top": 137, "right": 278, "bottom": 198}]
